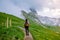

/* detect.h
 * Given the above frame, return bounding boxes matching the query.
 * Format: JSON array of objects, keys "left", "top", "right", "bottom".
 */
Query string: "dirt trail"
[{"left": 19, "top": 27, "right": 33, "bottom": 40}]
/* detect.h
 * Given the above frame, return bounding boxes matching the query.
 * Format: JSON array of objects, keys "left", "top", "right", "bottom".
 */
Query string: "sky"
[{"left": 0, "top": 0, "right": 60, "bottom": 18}]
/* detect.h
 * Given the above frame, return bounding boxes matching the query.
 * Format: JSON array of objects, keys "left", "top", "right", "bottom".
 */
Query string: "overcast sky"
[{"left": 0, "top": 0, "right": 60, "bottom": 18}]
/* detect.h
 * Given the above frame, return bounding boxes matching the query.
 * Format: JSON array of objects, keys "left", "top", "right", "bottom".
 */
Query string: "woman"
[{"left": 24, "top": 19, "right": 29, "bottom": 35}]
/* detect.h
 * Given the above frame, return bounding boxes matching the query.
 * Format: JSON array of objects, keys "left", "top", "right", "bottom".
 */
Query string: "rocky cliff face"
[{"left": 21, "top": 8, "right": 60, "bottom": 26}]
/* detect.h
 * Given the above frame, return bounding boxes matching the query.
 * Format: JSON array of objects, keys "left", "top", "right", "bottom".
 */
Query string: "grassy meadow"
[{"left": 0, "top": 12, "right": 60, "bottom": 40}]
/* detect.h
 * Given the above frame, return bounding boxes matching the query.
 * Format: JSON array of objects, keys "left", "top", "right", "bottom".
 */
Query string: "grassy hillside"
[
  {"left": 1, "top": 11, "right": 60, "bottom": 40},
  {"left": 22, "top": 11, "right": 60, "bottom": 40},
  {"left": 0, "top": 12, "right": 24, "bottom": 40},
  {"left": 44, "top": 25, "right": 60, "bottom": 33},
  {"left": 0, "top": 12, "right": 24, "bottom": 27}
]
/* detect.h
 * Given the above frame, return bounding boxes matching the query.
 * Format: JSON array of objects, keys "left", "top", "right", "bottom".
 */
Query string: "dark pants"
[{"left": 25, "top": 26, "right": 29, "bottom": 35}]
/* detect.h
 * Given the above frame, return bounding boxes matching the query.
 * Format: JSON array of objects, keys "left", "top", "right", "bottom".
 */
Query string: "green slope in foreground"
[
  {"left": 22, "top": 11, "right": 60, "bottom": 40},
  {"left": 0, "top": 12, "right": 60, "bottom": 40},
  {"left": 0, "top": 12, "right": 24, "bottom": 40}
]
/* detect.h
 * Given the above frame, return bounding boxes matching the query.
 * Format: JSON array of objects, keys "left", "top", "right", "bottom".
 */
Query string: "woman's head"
[
  {"left": 25, "top": 19, "right": 28, "bottom": 24},
  {"left": 26, "top": 19, "right": 27, "bottom": 21}
]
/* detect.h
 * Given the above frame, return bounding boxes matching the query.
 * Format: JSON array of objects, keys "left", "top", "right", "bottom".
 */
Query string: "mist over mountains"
[{"left": 23, "top": 8, "right": 60, "bottom": 26}]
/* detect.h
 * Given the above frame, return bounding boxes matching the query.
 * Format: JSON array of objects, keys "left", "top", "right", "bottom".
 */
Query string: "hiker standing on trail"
[{"left": 24, "top": 19, "right": 29, "bottom": 35}]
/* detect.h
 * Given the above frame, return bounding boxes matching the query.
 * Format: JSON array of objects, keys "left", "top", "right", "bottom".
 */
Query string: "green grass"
[
  {"left": 44, "top": 25, "right": 60, "bottom": 33},
  {"left": 0, "top": 26, "right": 24, "bottom": 40},
  {"left": 0, "top": 12, "right": 24, "bottom": 40},
  {"left": 30, "top": 21, "right": 60, "bottom": 40},
  {"left": 0, "top": 12, "right": 24, "bottom": 27},
  {"left": 1, "top": 11, "right": 60, "bottom": 40},
  {"left": 22, "top": 11, "right": 60, "bottom": 40}
]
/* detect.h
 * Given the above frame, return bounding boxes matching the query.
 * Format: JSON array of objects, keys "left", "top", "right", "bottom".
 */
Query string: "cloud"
[
  {"left": 38, "top": 8, "right": 60, "bottom": 18},
  {"left": 0, "top": 0, "right": 24, "bottom": 19},
  {"left": 11, "top": 0, "right": 60, "bottom": 10},
  {"left": 31, "top": 0, "right": 60, "bottom": 18},
  {"left": 0, "top": 0, "right": 60, "bottom": 18}
]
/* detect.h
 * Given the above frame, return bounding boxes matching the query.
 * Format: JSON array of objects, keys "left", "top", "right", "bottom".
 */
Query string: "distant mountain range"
[
  {"left": 38, "top": 15, "right": 60, "bottom": 26},
  {"left": 21, "top": 8, "right": 60, "bottom": 26}
]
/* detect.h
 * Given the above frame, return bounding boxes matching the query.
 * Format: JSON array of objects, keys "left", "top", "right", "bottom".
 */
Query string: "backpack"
[{"left": 24, "top": 23, "right": 29, "bottom": 27}]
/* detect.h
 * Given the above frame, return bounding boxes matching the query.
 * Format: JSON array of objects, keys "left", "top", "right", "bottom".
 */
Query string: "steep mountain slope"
[
  {"left": 27, "top": 8, "right": 60, "bottom": 26},
  {"left": 0, "top": 12, "right": 24, "bottom": 27},
  {"left": 0, "top": 12, "right": 24, "bottom": 40},
  {"left": 22, "top": 10, "right": 60, "bottom": 40},
  {"left": 1, "top": 11, "right": 60, "bottom": 40}
]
